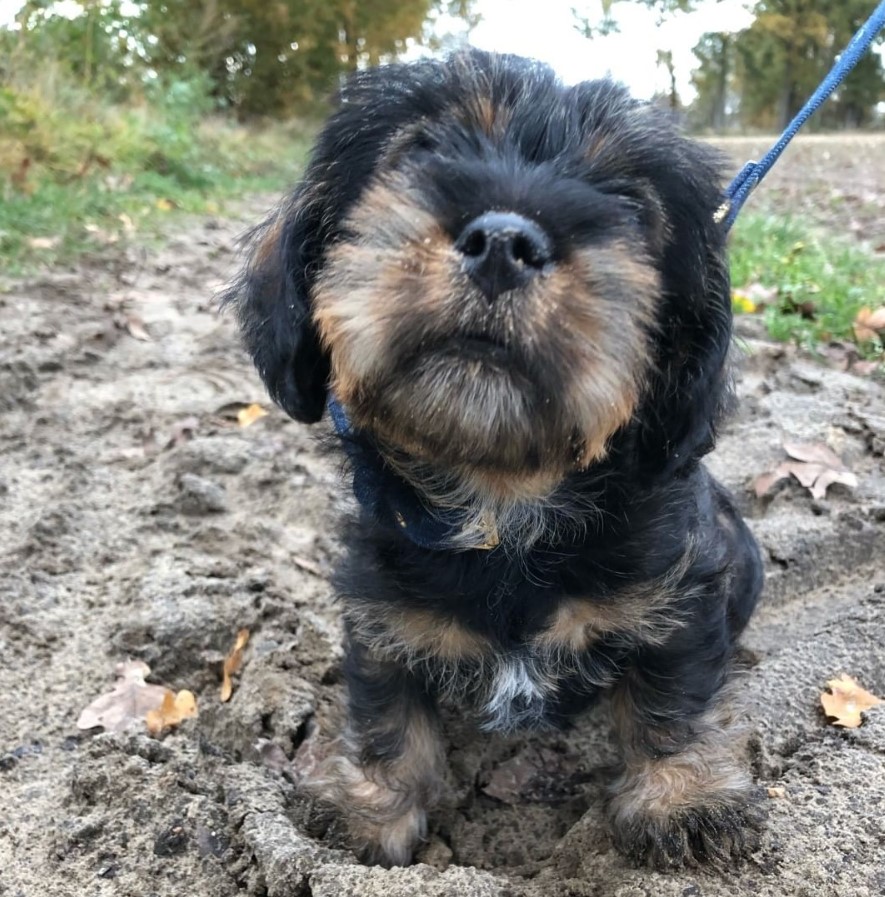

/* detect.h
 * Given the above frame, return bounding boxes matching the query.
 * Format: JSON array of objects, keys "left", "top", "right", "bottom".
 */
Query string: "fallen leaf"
[
  {"left": 767, "top": 786, "right": 787, "bottom": 799},
  {"left": 732, "top": 282, "right": 777, "bottom": 314},
  {"left": 27, "top": 236, "right": 61, "bottom": 250},
  {"left": 752, "top": 463, "right": 793, "bottom": 498},
  {"left": 481, "top": 746, "right": 575, "bottom": 804},
  {"left": 292, "top": 556, "right": 324, "bottom": 577},
  {"left": 146, "top": 689, "right": 197, "bottom": 735},
  {"left": 853, "top": 307, "right": 885, "bottom": 343},
  {"left": 214, "top": 401, "right": 267, "bottom": 425},
  {"left": 220, "top": 628, "right": 250, "bottom": 702},
  {"left": 237, "top": 404, "right": 268, "bottom": 428},
  {"left": 77, "top": 660, "right": 169, "bottom": 733},
  {"left": 753, "top": 442, "right": 858, "bottom": 500},
  {"left": 732, "top": 293, "right": 757, "bottom": 314},
  {"left": 820, "top": 674, "right": 882, "bottom": 728},
  {"left": 120, "top": 313, "right": 150, "bottom": 341}
]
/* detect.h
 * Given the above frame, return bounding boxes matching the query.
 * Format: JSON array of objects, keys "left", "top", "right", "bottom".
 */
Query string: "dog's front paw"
[
  {"left": 608, "top": 788, "right": 766, "bottom": 870},
  {"left": 354, "top": 800, "right": 428, "bottom": 867},
  {"left": 311, "top": 754, "right": 429, "bottom": 866}
]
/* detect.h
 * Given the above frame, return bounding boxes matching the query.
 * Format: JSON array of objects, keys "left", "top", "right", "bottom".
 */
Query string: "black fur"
[{"left": 224, "top": 49, "right": 765, "bottom": 870}]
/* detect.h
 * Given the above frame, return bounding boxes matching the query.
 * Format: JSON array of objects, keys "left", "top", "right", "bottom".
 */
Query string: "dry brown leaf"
[
  {"left": 220, "top": 628, "right": 250, "bottom": 702},
  {"left": 214, "top": 402, "right": 265, "bottom": 425},
  {"left": 767, "top": 786, "right": 787, "bottom": 798},
  {"left": 783, "top": 441, "right": 845, "bottom": 469},
  {"left": 146, "top": 689, "right": 198, "bottom": 735},
  {"left": 237, "top": 404, "right": 268, "bottom": 428},
  {"left": 481, "top": 746, "right": 574, "bottom": 804},
  {"left": 754, "top": 442, "right": 857, "bottom": 500},
  {"left": 77, "top": 660, "right": 169, "bottom": 733},
  {"left": 752, "top": 463, "right": 793, "bottom": 498},
  {"left": 820, "top": 674, "right": 883, "bottom": 728},
  {"left": 808, "top": 468, "right": 860, "bottom": 501},
  {"left": 853, "top": 307, "right": 885, "bottom": 343}
]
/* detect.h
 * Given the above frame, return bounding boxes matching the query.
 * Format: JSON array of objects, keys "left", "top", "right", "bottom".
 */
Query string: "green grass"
[
  {"left": 0, "top": 75, "right": 313, "bottom": 274},
  {"left": 729, "top": 213, "right": 885, "bottom": 357},
  {"left": 0, "top": 123, "right": 311, "bottom": 274}
]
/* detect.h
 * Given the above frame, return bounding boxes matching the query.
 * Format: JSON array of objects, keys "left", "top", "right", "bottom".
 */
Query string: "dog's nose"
[{"left": 455, "top": 212, "right": 552, "bottom": 302}]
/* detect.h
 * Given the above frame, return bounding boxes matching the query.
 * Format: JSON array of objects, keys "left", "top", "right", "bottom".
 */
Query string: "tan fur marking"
[
  {"left": 395, "top": 608, "right": 490, "bottom": 662},
  {"left": 551, "top": 243, "right": 659, "bottom": 467},
  {"left": 535, "top": 547, "right": 695, "bottom": 653},
  {"left": 609, "top": 682, "right": 752, "bottom": 823},
  {"left": 312, "top": 168, "right": 661, "bottom": 539},
  {"left": 251, "top": 213, "right": 284, "bottom": 269},
  {"left": 344, "top": 603, "right": 491, "bottom": 667},
  {"left": 312, "top": 713, "right": 444, "bottom": 865},
  {"left": 455, "top": 93, "right": 511, "bottom": 137}
]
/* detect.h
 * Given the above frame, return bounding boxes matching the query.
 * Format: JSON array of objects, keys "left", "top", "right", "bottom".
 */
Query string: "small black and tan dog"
[{"left": 224, "top": 50, "right": 764, "bottom": 870}]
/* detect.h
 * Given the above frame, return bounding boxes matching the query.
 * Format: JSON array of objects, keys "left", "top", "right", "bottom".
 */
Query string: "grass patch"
[
  {"left": 729, "top": 213, "right": 885, "bottom": 356},
  {"left": 0, "top": 73, "right": 313, "bottom": 274}
]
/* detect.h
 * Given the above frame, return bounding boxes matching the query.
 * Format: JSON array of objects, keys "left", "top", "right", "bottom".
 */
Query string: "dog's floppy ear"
[
  {"left": 223, "top": 187, "right": 331, "bottom": 423},
  {"left": 633, "top": 140, "right": 734, "bottom": 477},
  {"left": 223, "top": 61, "right": 443, "bottom": 423}
]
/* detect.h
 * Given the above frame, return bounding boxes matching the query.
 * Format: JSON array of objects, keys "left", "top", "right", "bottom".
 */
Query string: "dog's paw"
[
  {"left": 355, "top": 802, "right": 428, "bottom": 867},
  {"left": 309, "top": 754, "right": 428, "bottom": 866},
  {"left": 608, "top": 790, "right": 766, "bottom": 871}
]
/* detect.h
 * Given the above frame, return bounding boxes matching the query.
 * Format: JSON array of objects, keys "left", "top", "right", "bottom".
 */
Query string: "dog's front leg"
[
  {"left": 318, "top": 638, "right": 445, "bottom": 866},
  {"left": 606, "top": 650, "right": 763, "bottom": 869}
]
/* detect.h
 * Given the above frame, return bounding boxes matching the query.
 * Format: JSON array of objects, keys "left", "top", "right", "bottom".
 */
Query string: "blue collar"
[{"left": 326, "top": 397, "right": 499, "bottom": 552}]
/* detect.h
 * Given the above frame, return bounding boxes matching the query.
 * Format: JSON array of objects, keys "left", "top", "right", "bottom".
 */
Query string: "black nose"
[{"left": 455, "top": 212, "right": 552, "bottom": 302}]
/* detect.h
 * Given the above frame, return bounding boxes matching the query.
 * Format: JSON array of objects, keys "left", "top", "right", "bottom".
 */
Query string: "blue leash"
[{"left": 721, "top": 0, "right": 885, "bottom": 231}]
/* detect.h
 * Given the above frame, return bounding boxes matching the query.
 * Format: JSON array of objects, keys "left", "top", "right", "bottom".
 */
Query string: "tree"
[
  {"left": 723, "top": 0, "right": 884, "bottom": 130},
  {"left": 573, "top": 0, "right": 696, "bottom": 39},
  {"left": 689, "top": 32, "right": 734, "bottom": 131},
  {"left": 3, "top": 0, "right": 479, "bottom": 117}
]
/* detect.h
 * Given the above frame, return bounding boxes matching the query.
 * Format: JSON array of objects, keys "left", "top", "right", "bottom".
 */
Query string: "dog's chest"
[{"left": 479, "top": 654, "right": 553, "bottom": 731}]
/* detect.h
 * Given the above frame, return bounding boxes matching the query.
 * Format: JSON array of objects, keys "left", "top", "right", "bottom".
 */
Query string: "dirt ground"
[{"left": 1, "top": 136, "right": 884, "bottom": 897}]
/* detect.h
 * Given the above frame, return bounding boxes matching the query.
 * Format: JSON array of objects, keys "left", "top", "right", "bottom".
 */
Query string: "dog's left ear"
[
  {"left": 634, "top": 141, "right": 734, "bottom": 477},
  {"left": 222, "top": 186, "right": 331, "bottom": 423}
]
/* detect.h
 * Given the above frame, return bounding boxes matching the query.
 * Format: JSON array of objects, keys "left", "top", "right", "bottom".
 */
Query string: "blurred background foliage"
[
  {"left": 0, "top": 0, "right": 883, "bottom": 288},
  {"left": 690, "top": 0, "right": 885, "bottom": 131}
]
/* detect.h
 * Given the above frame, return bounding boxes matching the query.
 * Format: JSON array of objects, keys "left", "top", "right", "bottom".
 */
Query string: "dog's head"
[{"left": 226, "top": 51, "right": 731, "bottom": 493}]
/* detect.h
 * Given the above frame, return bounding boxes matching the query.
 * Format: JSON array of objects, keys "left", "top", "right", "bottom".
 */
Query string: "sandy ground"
[{"left": 1, "top": 136, "right": 884, "bottom": 897}]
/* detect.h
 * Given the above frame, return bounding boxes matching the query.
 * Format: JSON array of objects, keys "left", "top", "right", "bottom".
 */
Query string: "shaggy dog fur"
[{"left": 223, "top": 49, "right": 765, "bottom": 870}]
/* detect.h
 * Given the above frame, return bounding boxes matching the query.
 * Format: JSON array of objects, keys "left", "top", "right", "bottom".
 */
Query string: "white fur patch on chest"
[{"left": 480, "top": 656, "right": 552, "bottom": 732}]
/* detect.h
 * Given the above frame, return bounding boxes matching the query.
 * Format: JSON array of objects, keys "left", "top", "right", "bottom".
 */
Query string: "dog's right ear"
[{"left": 222, "top": 187, "right": 330, "bottom": 423}]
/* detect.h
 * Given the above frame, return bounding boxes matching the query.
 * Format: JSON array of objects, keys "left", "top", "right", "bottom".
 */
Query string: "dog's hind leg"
[{"left": 313, "top": 639, "right": 445, "bottom": 866}]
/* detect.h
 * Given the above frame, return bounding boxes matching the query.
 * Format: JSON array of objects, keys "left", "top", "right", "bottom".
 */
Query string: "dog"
[{"left": 223, "top": 49, "right": 765, "bottom": 871}]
